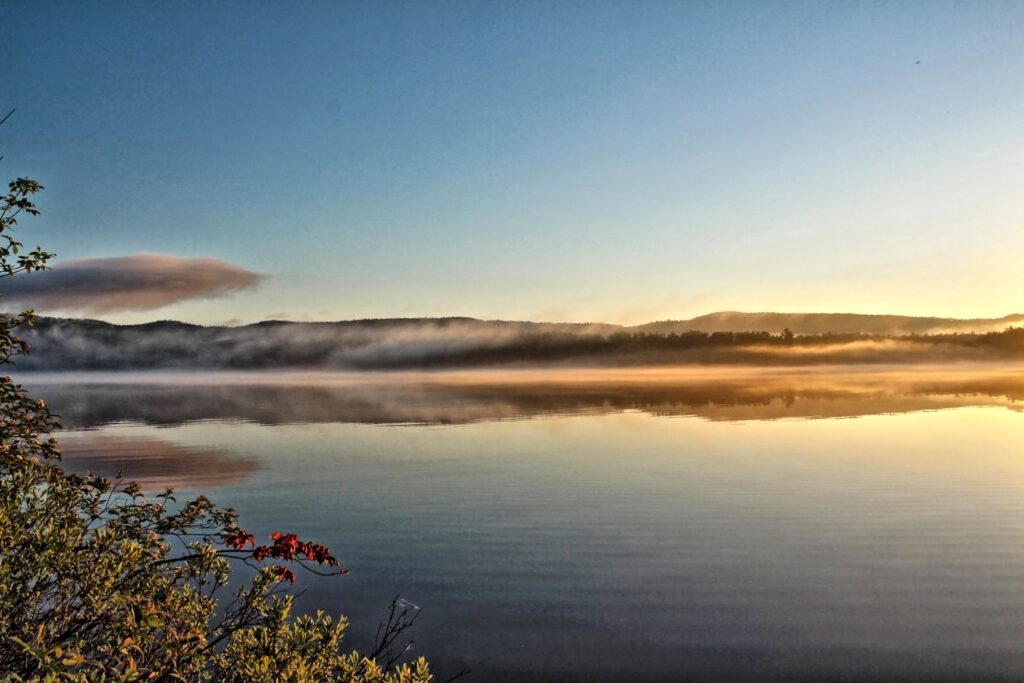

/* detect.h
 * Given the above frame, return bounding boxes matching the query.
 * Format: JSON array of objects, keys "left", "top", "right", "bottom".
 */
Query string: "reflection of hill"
[{"left": 22, "top": 367, "right": 1024, "bottom": 429}]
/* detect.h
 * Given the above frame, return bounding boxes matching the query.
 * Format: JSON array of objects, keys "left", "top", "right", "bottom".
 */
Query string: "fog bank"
[{"left": 11, "top": 315, "right": 1024, "bottom": 371}]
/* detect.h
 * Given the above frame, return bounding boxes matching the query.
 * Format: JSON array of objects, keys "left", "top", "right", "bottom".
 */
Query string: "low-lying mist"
[{"left": 13, "top": 316, "right": 1024, "bottom": 371}]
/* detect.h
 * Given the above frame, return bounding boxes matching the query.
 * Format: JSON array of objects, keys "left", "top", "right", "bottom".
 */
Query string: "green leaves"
[
  {"left": 0, "top": 177, "right": 55, "bottom": 280},
  {"left": 0, "top": 176, "right": 432, "bottom": 681}
]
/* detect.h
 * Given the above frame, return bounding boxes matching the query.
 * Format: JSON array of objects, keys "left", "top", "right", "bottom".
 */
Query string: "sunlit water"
[{"left": 19, "top": 367, "right": 1024, "bottom": 681}]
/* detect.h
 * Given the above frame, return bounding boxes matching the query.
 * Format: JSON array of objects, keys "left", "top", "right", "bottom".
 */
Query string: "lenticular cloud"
[{"left": 1, "top": 253, "right": 266, "bottom": 314}]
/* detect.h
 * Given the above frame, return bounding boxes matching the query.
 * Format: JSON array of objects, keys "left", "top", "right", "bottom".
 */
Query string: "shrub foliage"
[{"left": 0, "top": 178, "right": 431, "bottom": 681}]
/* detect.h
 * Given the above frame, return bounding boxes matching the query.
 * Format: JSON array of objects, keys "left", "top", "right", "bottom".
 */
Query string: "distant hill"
[
  {"left": 14, "top": 316, "right": 625, "bottom": 370},
  {"left": 636, "top": 312, "right": 1024, "bottom": 336},
  {"left": 9, "top": 312, "right": 1024, "bottom": 371}
]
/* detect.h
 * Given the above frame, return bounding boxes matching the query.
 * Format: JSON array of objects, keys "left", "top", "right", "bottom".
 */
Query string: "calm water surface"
[{"left": 20, "top": 368, "right": 1024, "bottom": 681}]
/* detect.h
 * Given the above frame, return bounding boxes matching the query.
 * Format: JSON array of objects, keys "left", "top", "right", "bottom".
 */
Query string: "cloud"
[{"left": 1, "top": 253, "right": 266, "bottom": 314}]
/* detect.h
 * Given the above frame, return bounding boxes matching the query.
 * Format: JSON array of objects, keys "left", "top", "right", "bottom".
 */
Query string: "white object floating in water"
[{"left": 395, "top": 598, "right": 420, "bottom": 613}]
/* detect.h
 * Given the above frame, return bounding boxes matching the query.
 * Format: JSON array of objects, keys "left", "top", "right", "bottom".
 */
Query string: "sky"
[{"left": 2, "top": 1, "right": 1023, "bottom": 325}]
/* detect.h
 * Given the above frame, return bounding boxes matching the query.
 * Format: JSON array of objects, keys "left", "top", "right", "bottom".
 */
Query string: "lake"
[{"left": 19, "top": 366, "right": 1024, "bottom": 681}]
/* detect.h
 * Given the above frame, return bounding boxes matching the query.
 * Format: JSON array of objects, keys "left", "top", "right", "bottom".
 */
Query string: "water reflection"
[
  {"left": 57, "top": 431, "right": 258, "bottom": 490},
  {"left": 20, "top": 365, "right": 1024, "bottom": 429},
  {"left": 16, "top": 368, "right": 1024, "bottom": 680}
]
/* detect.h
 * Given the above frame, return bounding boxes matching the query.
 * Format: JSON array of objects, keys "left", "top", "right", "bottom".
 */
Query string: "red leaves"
[
  {"left": 226, "top": 529, "right": 347, "bottom": 582},
  {"left": 261, "top": 532, "right": 340, "bottom": 567},
  {"left": 301, "top": 540, "right": 340, "bottom": 567},
  {"left": 269, "top": 532, "right": 299, "bottom": 559},
  {"left": 224, "top": 531, "right": 255, "bottom": 550},
  {"left": 273, "top": 565, "right": 296, "bottom": 584}
]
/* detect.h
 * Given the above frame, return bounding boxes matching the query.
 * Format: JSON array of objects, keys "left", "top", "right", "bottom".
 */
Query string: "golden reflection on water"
[
  {"left": 26, "top": 364, "right": 1024, "bottom": 491},
  {"left": 22, "top": 364, "right": 1024, "bottom": 427}
]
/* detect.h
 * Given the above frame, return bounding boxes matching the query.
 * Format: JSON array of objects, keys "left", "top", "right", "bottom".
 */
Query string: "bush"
[{"left": 0, "top": 178, "right": 431, "bottom": 681}]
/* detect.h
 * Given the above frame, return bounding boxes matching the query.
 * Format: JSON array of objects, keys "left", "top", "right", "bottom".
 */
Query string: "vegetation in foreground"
[{"left": 0, "top": 180, "right": 432, "bottom": 681}]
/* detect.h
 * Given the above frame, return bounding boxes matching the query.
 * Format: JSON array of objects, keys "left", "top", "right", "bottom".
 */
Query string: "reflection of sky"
[
  {"left": 75, "top": 405, "right": 1024, "bottom": 680},
  {"left": 6, "top": 3, "right": 1024, "bottom": 324}
]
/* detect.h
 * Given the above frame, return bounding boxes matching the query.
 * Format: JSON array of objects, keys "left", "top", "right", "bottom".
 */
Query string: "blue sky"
[{"left": 3, "top": 1, "right": 1023, "bottom": 324}]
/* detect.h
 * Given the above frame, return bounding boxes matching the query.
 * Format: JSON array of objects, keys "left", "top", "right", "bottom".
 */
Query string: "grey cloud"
[{"left": 2, "top": 253, "right": 266, "bottom": 314}]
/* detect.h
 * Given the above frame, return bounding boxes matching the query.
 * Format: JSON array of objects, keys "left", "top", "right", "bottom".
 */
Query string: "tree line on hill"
[{"left": 13, "top": 318, "right": 1024, "bottom": 370}]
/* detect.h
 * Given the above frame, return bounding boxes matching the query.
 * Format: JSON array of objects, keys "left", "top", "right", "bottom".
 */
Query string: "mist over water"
[
  {"left": 18, "top": 315, "right": 1024, "bottom": 371},
  {"left": 23, "top": 367, "right": 1024, "bottom": 681}
]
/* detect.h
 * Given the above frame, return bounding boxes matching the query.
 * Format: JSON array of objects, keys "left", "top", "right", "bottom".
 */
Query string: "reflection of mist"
[
  {"left": 23, "top": 366, "right": 1024, "bottom": 429},
  {"left": 56, "top": 431, "right": 259, "bottom": 490}
]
